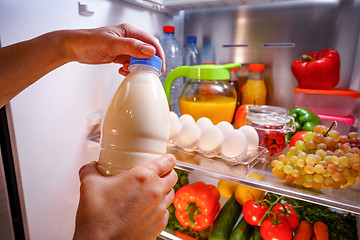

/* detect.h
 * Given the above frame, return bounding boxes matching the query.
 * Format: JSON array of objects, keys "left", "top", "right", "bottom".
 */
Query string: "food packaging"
[
  {"left": 317, "top": 114, "right": 355, "bottom": 135},
  {"left": 294, "top": 87, "right": 360, "bottom": 117}
]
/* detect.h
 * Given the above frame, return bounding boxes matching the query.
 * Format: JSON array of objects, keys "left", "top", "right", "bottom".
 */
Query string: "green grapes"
[
  {"left": 306, "top": 140, "right": 316, "bottom": 150},
  {"left": 314, "top": 164, "right": 324, "bottom": 174},
  {"left": 305, "top": 155, "right": 316, "bottom": 166},
  {"left": 271, "top": 124, "right": 360, "bottom": 190},
  {"left": 295, "top": 140, "right": 306, "bottom": 150},
  {"left": 303, "top": 131, "right": 315, "bottom": 141}
]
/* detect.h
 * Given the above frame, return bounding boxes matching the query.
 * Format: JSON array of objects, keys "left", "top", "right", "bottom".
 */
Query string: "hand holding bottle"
[
  {"left": 65, "top": 23, "right": 166, "bottom": 75},
  {"left": 74, "top": 154, "right": 178, "bottom": 240}
]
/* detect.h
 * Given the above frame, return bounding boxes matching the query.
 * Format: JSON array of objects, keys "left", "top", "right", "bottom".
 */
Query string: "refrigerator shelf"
[
  {"left": 170, "top": 146, "right": 360, "bottom": 215},
  {"left": 167, "top": 145, "right": 268, "bottom": 169},
  {"left": 119, "top": 0, "right": 306, "bottom": 13}
]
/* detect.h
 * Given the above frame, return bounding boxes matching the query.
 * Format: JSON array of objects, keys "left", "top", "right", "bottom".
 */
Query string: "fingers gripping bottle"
[{"left": 98, "top": 56, "right": 170, "bottom": 176}]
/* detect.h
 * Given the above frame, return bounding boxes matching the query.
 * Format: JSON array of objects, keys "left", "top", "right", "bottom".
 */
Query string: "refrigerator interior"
[{"left": 0, "top": 0, "right": 359, "bottom": 239}]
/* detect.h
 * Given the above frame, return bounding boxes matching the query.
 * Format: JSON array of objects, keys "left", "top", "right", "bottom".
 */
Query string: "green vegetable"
[
  {"left": 173, "top": 168, "right": 189, "bottom": 192},
  {"left": 287, "top": 107, "right": 321, "bottom": 140},
  {"left": 209, "top": 194, "right": 242, "bottom": 240},
  {"left": 229, "top": 217, "right": 254, "bottom": 240},
  {"left": 284, "top": 196, "right": 358, "bottom": 240},
  {"left": 250, "top": 227, "right": 262, "bottom": 240}
]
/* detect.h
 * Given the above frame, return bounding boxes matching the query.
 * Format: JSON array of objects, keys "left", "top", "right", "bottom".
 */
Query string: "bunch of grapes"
[{"left": 271, "top": 125, "right": 360, "bottom": 190}]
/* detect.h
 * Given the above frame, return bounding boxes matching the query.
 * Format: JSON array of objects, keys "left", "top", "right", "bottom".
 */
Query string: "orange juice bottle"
[{"left": 242, "top": 64, "right": 266, "bottom": 105}]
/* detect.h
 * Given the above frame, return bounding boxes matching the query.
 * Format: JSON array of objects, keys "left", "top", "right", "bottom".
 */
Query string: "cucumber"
[
  {"left": 209, "top": 194, "right": 242, "bottom": 240},
  {"left": 250, "top": 227, "right": 262, "bottom": 240},
  {"left": 229, "top": 217, "right": 254, "bottom": 240}
]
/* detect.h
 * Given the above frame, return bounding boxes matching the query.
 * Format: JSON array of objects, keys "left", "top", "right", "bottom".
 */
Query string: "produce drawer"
[{"left": 160, "top": 146, "right": 360, "bottom": 240}]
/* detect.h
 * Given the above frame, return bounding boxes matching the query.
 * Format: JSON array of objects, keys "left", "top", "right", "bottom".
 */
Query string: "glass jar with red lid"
[{"left": 246, "top": 105, "right": 295, "bottom": 155}]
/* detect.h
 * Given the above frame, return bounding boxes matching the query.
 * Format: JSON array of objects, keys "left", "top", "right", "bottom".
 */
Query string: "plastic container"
[
  {"left": 183, "top": 36, "right": 201, "bottom": 66},
  {"left": 246, "top": 105, "right": 295, "bottom": 155},
  {"left": 160, "top": 26, "right": 183, "bottom": 116},
  {"left": 242, "top": 64, "right": 267, "bottom": 105},
  {"left": 318, "top": 114, "right": 355, "bottom": 135},
  {"left": 294, "top": 87, "right": 360, "bottom": 117},
  {"left": 98, "top": 56, "right": 170, "bottom": 176}
]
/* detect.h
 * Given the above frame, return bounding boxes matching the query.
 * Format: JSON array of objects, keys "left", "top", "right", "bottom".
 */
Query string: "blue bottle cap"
[
  {"left": 130, "top": 55, "right": 162, "bottom": 71},
  {"left": 186, "top": 36, "right": 197, "bottom": 44}
]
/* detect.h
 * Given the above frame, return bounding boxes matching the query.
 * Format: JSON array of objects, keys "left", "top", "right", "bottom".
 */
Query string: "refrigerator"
[{"left": 0, "top": 0, "right": 360, "bottom": 239}]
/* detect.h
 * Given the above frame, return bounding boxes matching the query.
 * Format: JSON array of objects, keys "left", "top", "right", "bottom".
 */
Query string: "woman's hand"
[
  {"left": 65, "top": 23, "right": 165, "bottom": 75},
  {"left": 73, "top": 154, "right": 177, "bottom": 240}
]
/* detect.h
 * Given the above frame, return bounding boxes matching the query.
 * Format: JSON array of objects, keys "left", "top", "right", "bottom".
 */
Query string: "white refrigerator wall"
[{"left": 0, "top": 0, "right": 183, "bottom": 239}]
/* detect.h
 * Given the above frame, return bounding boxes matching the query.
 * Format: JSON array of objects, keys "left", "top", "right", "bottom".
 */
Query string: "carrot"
[
  {"left": 313, "top": 221, "right": 329, "bottom": 240},
  {"left": 174, "top": 231, "right": 197, "bottom": 240},
  {"left": 293, "top": 220, "right": 314, "bottom": 240},
  {"left": 312, "top": 236, "right": 318, "bottom": 240}
]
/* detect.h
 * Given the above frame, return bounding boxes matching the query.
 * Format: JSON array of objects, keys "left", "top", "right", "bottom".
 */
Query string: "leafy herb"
[{"left": 283, "top": 196, "right": 358, "bottom": 240}]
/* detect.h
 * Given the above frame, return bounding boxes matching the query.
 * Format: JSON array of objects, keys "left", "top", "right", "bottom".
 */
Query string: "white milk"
[{"left": 98, "top": 56, "right": 170, "bottom": 176}]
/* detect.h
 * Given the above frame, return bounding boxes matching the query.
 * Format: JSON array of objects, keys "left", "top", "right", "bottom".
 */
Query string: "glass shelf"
[{"left": 168, "top": 146, "right": 360, "bottom": 215}]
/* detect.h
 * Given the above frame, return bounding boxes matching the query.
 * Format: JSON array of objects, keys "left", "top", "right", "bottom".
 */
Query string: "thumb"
[
  {"left": 79, "top": 161, "right": 101, "bottom": 181},
  {"left": 113, "top": 37, "right": 156, "bottom": 58}
]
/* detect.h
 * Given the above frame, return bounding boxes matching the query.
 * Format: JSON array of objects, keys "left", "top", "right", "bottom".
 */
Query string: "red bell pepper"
[
  {"left": 173, "top": 181, "right": 220, "bottom": 231},
  {"left": 291, "top": 48, "right": 340, "bottom": 90}
]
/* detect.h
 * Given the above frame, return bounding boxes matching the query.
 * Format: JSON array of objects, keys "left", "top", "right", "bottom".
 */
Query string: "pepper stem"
[
  {"left": 187, "top": 203, "right": 199, "bottom": 227},
  {"left": 300, "top": 54, "right": 315, "bottom": 62}
]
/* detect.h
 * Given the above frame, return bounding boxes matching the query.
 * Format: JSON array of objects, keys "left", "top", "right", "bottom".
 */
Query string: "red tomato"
[
  {"left": 271, "top": 204, "right": 299, "bottom": 230},
  {"left": 260, "top": 218, "right": 292, "bottom": 240},
  {"left": 289, "top": 131, "right": 308, "bottom": 147},
  {"left": 242, "top": 200, "right": 268, "bottom": 226}
]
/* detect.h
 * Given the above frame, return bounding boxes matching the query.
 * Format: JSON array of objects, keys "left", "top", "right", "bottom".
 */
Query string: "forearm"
[
  {"left": 0, "top": 30, "right": 72, "bottom": 107},
  {"left": 0, "top": 24, "right": 165, "bottom": 108}
]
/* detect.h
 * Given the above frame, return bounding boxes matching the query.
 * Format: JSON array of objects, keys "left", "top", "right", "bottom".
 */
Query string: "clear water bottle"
[
  {"left": 160, "top": 25, "right": 183, "bottom": 116},
  {"left": 183, "top": 36, "right": 201, "bottom": 66}
]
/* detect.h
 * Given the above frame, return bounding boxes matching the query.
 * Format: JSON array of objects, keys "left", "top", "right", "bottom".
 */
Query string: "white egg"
[
  {"left": 169, "top": 115, "right": 182, "bottom": 139},
  {"left": 178, "top": 122, "right": 201, "bottom": 149},
  {"left": 198, "top": 125, "right": 224, "bottom": 152},
  {"left": 179, "top": 114, "right": 195, "bottom": 127},
  {"left": 196, "top": 117, "right": 213, "bottom": 132},
  {"left": 239, "top": 125, "right": 259, "bottom": 152},
  {"left": 221, "top": 130, "right": 248, "bottom": 159},
  {"left": 169, "top": 111, "right": 179, "bottom": 122},
  {"left": 216, "top": 121, "right": 234, "bottom": 137}
]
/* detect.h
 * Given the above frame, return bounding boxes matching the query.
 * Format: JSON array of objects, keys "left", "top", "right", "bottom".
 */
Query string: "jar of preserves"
[{"left": 246, "top": 105, "right": 295, "bottom": 155}]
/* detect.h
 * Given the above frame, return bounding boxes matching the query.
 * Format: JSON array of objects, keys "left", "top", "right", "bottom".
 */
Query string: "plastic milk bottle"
[{"left": 98, "top": 56, "right": 170, "bottom": 176}]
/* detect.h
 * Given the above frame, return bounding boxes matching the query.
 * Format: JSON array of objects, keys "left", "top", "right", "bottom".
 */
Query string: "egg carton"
[{"left": 168, "top": 141, "right": 268, "bottom": 166}]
